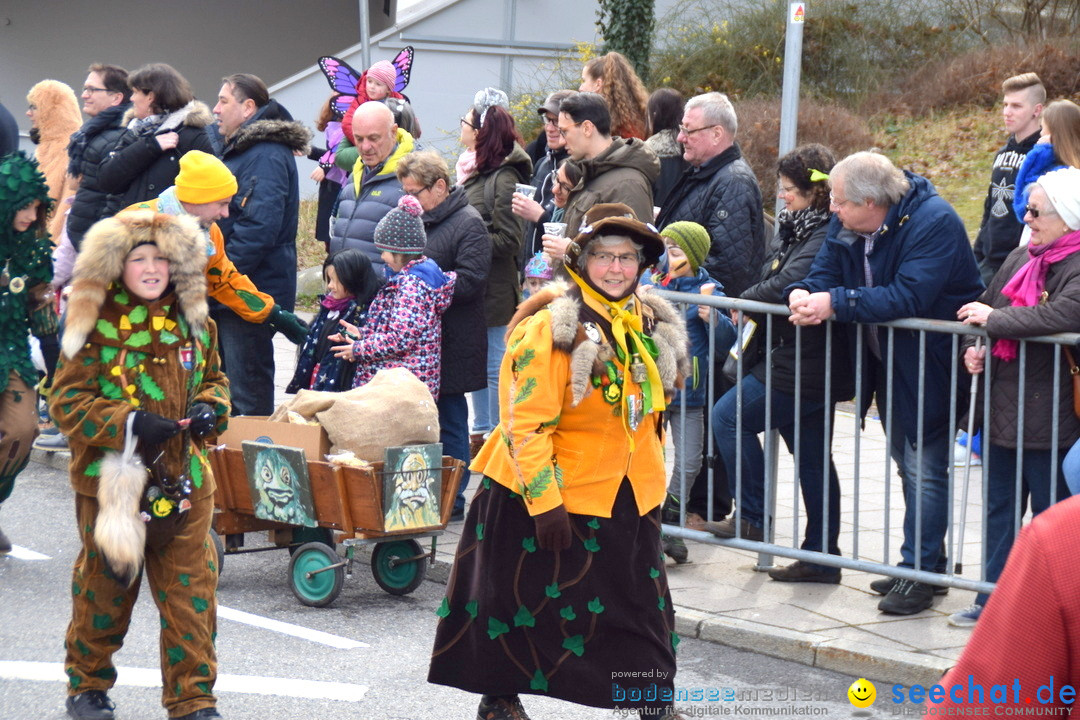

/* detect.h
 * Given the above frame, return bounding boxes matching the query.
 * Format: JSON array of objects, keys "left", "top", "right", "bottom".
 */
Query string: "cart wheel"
[
  {"left": 288, "top": 526, "right": 336, "bottom": 555},
  {"left": 209, "top": 529, "right": 225, "bottom": 575},
  {"left": 371, "top": 539, "right": 426, "bottom": 595},
  {"left": 289, "top": 542, "right": 344, "bottom": 607}
]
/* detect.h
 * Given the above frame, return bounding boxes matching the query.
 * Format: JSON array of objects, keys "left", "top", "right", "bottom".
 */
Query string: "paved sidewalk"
[{"left": 32, "top": 325, "right": 983, "bottom": 688}]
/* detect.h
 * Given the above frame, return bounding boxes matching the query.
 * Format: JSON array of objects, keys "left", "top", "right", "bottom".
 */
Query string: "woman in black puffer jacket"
[{"left": 98, "top": 63, "right": 214, "bottom": 215}]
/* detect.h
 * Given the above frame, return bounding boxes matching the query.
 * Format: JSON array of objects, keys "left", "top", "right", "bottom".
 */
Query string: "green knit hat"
[
  {"left": 659, "top": 221, "right": 709, "bottom": 273},
  {"left": 0, "top": 152, "right": 52, "bottom": 234}
]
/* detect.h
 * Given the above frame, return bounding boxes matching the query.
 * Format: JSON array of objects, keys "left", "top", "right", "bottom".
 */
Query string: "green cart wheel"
[
  {"left": 370, "top": 539, "right": 426, "bottom": 595},
  {"left": 288, "top": 526, "right": 336, "bottom": 555},
  {"left": 289, "top": 541, "right": 344, "bottom": 607},
  {"left": 209, "top": 529, "right": 225, "bottom": 575}
]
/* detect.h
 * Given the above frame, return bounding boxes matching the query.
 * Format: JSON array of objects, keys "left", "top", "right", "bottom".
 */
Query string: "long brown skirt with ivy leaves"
[{"left": 428, "top": 476, "right": 678, "bottom": 710}]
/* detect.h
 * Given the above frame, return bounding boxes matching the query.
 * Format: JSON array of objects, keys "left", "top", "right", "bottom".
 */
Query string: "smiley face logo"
[{"left": 848, "top": 678, "right": 876, "bottom": 708}]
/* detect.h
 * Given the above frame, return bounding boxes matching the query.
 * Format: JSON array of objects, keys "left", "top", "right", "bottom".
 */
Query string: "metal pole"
[
  {"left": 776, "top": 2, "right": 806, "bottom": 215},
  {"left": 358, "top": 0, "right": 372, "bottom": 72}
]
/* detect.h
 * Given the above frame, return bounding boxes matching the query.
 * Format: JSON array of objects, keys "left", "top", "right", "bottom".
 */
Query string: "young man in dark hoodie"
[{"left": 972, "top": 72, "right": 1045, "bottom": 285}]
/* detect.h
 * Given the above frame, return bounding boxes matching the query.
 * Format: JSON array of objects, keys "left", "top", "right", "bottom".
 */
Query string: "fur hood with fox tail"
[
  {"left": 62, "top": 210, "right": 209, "bottom": 359},
  {"left": 507, "top": 280, "right": 691, "bottom": 407}
]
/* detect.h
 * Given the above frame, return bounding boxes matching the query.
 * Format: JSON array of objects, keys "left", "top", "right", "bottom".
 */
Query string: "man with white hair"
[
  {"left": 787, "top": 151, "right": 984, "bottom": 616},
  {"left": 328, "top": 101, "right": 415, "bottom": 273}
]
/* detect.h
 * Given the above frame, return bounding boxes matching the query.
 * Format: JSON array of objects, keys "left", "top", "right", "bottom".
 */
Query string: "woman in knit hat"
[
  {"left": 331, "top": 195, "right": 455, "bottom": 398},
  {"left": 429, "top": 203, "right": 690, "bottom": 720},
  {"left": 705, "top": 144, "right": 853, "bottom": 586},
  {"left": 646, "top": 220, "right": 734, "bottom": 564},
  {"left": 51, "top": 209, "right": 230, "bottom": 720},
  {"left": 0, "top": 152, "right": 55, "bottom": 555}
]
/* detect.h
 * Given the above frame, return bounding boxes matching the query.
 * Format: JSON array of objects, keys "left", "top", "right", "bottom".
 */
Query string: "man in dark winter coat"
[
  {"left": 213, "top": 73, "right": 311, "bottom": 415},
  {"left": 972, "top": 72, "right": 1044, "bottom": 285},
  {"left": 512, "top": 90, "right": 573, "bottom": 266},
  {"left": 328, "top": 102, "right": 413, "bottom": 274},
  {"left": 788, "top": 151, "right": 984, "bottom": 616},
  {"left": 66, "top": 64, "right": 131, "bottom": 250},
  {"left": 656, "top": 91, "right": 764, "bottom": 298},
  {"left": 0, "top": 101, "right": 18, "bottom": 157},
  {"left": 397, "top": 150, "right": 491, "bottom": 517}
]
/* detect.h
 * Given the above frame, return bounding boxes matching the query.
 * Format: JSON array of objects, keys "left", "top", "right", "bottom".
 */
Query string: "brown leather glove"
[{"left": 534, "top": 505, "right": 571, "bottom": 551}]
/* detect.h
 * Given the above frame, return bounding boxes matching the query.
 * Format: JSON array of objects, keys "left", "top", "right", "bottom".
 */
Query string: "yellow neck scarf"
[{"left": 567, "top": 266, "right": 667, "bottom": 449}]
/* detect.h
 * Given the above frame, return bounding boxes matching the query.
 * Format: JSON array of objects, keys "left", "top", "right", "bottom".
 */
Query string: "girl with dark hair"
[
  {"left": 644, "top": 88, "right": 686, "bottom": 208},
  {"left": 706, "top": 143, "right": 854, "bottom": 585},
  {"left": 98, "top": 63, "right": 215, "bottom": 215},
  {"left": 458, "top": 97, "right": 533, "bottom": 444},
  {"left": 287, "top": 249, "right": 382, "bottom": 393}
]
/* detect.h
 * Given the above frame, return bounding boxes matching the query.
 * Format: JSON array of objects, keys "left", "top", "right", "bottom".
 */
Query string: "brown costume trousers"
[
  {"left": 0, "top": 372, "right": 38, "bottom": 505},
  {"left": 66, "top": 490, "right": 218, "bottom": 717}
]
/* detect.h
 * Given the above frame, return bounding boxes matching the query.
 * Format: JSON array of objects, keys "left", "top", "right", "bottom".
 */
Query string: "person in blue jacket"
[
  {"left": 787, "top": 151, "right": 983, "bottom": 616},
  {"left": 212, "top": 73, "right": 311, "bottom": 415}
]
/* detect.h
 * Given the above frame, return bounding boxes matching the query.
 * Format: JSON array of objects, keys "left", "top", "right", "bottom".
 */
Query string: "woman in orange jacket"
[{"left": 429, "top": 204, "right": 690, "bottom": 720}]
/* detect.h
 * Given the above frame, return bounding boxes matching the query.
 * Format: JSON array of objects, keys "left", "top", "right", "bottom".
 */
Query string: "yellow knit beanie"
[{"left": 174, "top": 150, "right": 238, "bottom": 204}]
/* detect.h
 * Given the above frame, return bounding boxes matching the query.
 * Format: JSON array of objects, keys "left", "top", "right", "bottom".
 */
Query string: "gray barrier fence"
[{"left": 654, "top": 287, "right": 1080, "bottom": 595}]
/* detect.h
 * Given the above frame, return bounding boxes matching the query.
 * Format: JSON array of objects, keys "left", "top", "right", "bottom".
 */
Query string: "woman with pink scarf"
[{"left": 953, "top": 166, "right": 1080, "bottom": 628}]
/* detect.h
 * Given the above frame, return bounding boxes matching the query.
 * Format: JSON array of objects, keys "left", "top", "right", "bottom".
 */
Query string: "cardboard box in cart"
[{"left": 218, "top": 415, "right": 331, "bottom": 458}]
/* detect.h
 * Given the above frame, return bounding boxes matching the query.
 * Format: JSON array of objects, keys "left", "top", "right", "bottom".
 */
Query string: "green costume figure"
[
  {"left": 0, "top": 152, "right": 54, "bottom": 554},
  {"left": 51, "top": 210, "right": 231, "bottom": 720}
]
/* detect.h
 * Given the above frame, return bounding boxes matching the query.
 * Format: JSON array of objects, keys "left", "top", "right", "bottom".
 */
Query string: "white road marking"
[
  {"left": 5, "top": 545, "right": 51, "bottom": 560},
  {"left": 217, "top": 605, "right": 368, "bottom": 649},
  {"left": 0, "top": 661, "right": 368, "bottom": 701}
]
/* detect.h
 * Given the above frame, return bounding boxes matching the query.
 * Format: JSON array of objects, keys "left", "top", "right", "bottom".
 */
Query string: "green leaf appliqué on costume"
[
  {"left": 513, "top": 605, "right": 536, "bottom": 628},
  {"left": 160, "top": 330, "right": 180, "bottom": 345},
  {"left": 512, "top": 348, "right": 535, "bottom": 373},
  {"left": 559, "top": 605, "right": 576, "bottom": 621},
  {"left": 530, "top": 669, "right": 548, "bottom": 692},
  {"left": 235, "top": 289, "right": 268, "bottom": 312},
  {"left": 544, "top": 582, "right": 561, "bottom": 599},
  {"left": 588, "top": 597, "right": 605, "bottom": 614},
  {"left": 436, "top": 598, "right": 451, "bottom": 618},
  {"left": 95, "top": 319, "right": 119, "bottom": 340},
  {"left": 521, "top": 537, "right": 536, "bottom": 553},
  {"left": 562, "top": 634, "right": 585, "bottom": 657},
  {"left": 513, "top": 377, "right": 537, "bottom": 405},
  {"left": 138, "top": 374, "right": 166, "bottom": 401},
  {"left": 128, "top": 305, "right": 148, "bottom": 324},
  {"left": 583, "top": 537, "right": 600, "bottom": 552},
  {"left": 190, "top": 454, "right": 204, "bottom": 489},
  {"left": 126, "top": 330, "right": 152, "bottom": 348},
  {"left": 465, "top": 600, "right": 478, "bottom": 619},
  {"left": 524, "top": 466, "right": 552, "bottom": 499},
  {"left": 487, "top": 617, "right": 509, "bottom": 640},
  {"left": 100, "top": 346, "right": 118, "bottom": 364}
]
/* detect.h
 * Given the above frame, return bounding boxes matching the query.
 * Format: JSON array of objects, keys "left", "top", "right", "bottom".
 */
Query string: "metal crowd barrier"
[{"left": 654, "top": 288, "right": 1080, "bottom": 595}]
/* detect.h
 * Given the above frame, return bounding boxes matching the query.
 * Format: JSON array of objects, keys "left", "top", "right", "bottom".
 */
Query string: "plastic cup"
[
  {"left": 514, "top": 183, "right": 538, "bottom": 198},
  {"left": 543, "top": 222, "right": 568, "bottom": 238}
]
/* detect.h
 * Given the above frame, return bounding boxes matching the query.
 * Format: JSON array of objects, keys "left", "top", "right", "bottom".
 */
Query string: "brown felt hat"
[{"left": 563, "top": 203, "right": 665, "bottom": 270}]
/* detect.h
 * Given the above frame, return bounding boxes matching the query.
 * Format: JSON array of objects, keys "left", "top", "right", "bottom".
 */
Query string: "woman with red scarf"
[{"left": 955, "top": 166, "right": 1080, "bottom": 627}]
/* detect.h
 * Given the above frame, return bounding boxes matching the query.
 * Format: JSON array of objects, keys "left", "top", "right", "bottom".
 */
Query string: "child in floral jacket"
[{"left": 333, "top": 195, "right": 455, "bottom": 398}]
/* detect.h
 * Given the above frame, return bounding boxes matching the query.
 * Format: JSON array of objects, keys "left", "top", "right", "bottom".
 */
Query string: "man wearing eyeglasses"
[
  {"left": 555, "top": 92, "right": 659, "bottom": 241},
  {"left": 787, "top": 151, "right": 984, "bottom": 616},
  {"left": 512, "top": 90, "right": 574, "bottom": 267},
  {"left": 65, "top": 64, "right": 131, "bottom": 251},
  {"left": 655, "top": 92, "right": 764, "bottom": 299}
]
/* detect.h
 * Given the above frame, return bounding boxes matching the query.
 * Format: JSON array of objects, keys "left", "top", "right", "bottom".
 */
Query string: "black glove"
[
  {"left": 131, "top": 410, "right": 182, "bottom": 445},
  {"left": 186, "top": 403, "right": 217, "bottom": 439},
  {"left": 267, "top": 305, "right": 309, "bottom": 345},
  {"left": 534, "top": 505, "right": 572, "bottom": 552}
]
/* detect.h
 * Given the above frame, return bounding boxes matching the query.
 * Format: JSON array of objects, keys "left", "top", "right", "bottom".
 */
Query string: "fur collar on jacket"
[
  {"left": 508, "top": 281, "right": 691, "bottom": 406},
  {"left": 121, "top": 100, "right": 214, "bottom": 132},
  {"left": 62, "top": 210, "right": 208, "bottom": 359},
  {"left": 225, "top": 118, "right": 312, "bottom": 157}
]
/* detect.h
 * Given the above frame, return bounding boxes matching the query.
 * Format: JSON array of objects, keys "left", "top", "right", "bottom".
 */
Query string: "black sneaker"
[
  {"left": 768, "top": 560, "right": 841, "bottom": 584},
  {"left": 66, "top": 690, "right": 115, "bottom": 720},
  {"left": 661, "top": 494, "right": 682, "bottom": 525},
  {"left": 172, "top": 708, "right": 223, "bottom": 720},
  {"left": 477, "top": 694, "right": 531, "bottom": 720},
  {"left": 662, "top": 535, "right": 689, "bottom": 564},
  {"left": 878, "top": 579, "right": 935, "bottom": 615},
  {"left": 869, "top": 577, "right": 949, "bottom": 596}
]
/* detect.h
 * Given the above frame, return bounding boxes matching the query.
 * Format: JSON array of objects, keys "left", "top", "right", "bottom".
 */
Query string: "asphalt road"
[{"left": 1, "top": 460, "right": 862, "bottom": 720}]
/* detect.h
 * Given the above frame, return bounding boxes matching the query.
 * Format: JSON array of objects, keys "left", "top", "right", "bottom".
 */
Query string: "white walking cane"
[{"left": 954, "top": 336, "right": 983, "bottom": 575}]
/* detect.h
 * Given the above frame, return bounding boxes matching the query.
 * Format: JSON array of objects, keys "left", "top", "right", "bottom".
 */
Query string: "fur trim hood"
[
  {"left": 509, "top": 281, "right": 691, "bottom": 405},
  {"left": 120, "top": 100, "right": 214, "bottom": 131},
  {"left": 225, "top": 118, "right": 312, "bottom": 157},
  {"left": 26, "top": 80, "right": 82, "bottom": 144},
  {"left": 644, "top": 128, "right": 683, "bottom": 160},
  {"left": 63, "top": 211, "right": 209, "bottom": 359}
]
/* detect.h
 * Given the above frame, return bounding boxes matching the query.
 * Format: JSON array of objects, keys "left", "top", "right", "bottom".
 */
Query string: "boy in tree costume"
[
  {"left": 0, "top": 152, "right": 55, "bottom": 553},
  {"left": 51, "top": 210, "right": 230, "bottom": 720}
]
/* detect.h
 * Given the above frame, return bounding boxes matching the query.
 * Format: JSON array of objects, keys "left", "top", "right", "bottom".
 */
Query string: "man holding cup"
[{"left": 512, "top": 90, "right": 574, "bottom": 267}]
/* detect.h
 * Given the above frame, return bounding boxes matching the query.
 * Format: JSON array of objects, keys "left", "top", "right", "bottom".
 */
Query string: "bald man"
[{"left": 327, "top": 101, "right": 417, "bottom": 271}]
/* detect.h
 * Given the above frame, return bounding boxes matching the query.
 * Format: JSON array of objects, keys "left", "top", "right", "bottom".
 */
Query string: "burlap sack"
[{"left": 289, "top": 367, "right": 440, "bottom": 462}]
